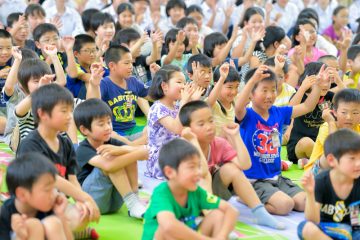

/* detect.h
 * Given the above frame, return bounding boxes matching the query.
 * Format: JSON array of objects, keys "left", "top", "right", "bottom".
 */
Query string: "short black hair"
[
  {"left": 18, "top": 58, "right": 52, "bottom": 94},
  {"left": 117, "top": 2, "right": 135, "bottom": 15},
  {"left": 74, "top": 98, "right": 112, "bottom": 133},
  {"left": 74, "top": 34, "right": 95, "bottom": 52},
  {"left": 6, "top": 12, "right": 22, "bottom": 28},
  {"left": 176, "top": 17, "right": 197, "bottom": 29},
  {"left": 324, "top": 129, "right": 360, "bottom": 161},
  {"left": 186, "top": 54, "right": 212, "bottom": 74},
  {"left": 0, "top": 29, "right": 12, "bottom": 40},
  {"left": 333, "top": 5, "right": 347, "bottom": 16},
  {"left": 185, "top": 4, "right": 203, "bottom": 16},
  {"left": 347, "top": 45, "right": 360, "bottom": 61},
  {"left": 164, "top": 28, "right": 189, "bottom": 53},
  {"left": 6, "top": 152, "right": 57, "bottom": 196},
  {"left": 24, "top": 3, "right": 46, "bottom": 19},
  {"left": 297, "top": 8, "right": 319, "bottom": 28},
  {"left": 264, "top": 56, "right": 289, "bottom": 74},
  {"left": 33, "top": 23, "right": 59, "bottom": 42},
  {"left": 166, "top": 0, "right": 186, "bottom": 17},
  {"left": 159, "top": 138, "right": 200, "bottom": 178},
  {"left": 213, "top": 65, "right": 240, "bottom": 83},
  {"left": 262, "top": 26, "right": 285, "bottom": 51},
  {"left": 104, "top": 44, "right": 131, "bottom": 67},
  {"left": 298, "top": 62, "right": 325, "bottom": 92},
  {"left": 90, "top": 12, "right": 115, "bottom": 32},
  {"left": 31, "top": 84, "right": 74, "bottom": 124},
  {"left": 179, "top": 100, "right": 210, "bottom": 126},
  {"left": 239, "top": 7, "right": 264, "bottom": 27},
  {"left": 20, "top": 48, "right": 39, "bottom": 60},
  {"left": 203, "top": 32, "right": 228, "bottom": 58},
  {"left": 318, "top": 54, "right": 337, "bottom": 63},
  {"left": 244, "top": 67, "right": 277, "bottom": 92},
  {"left": 82, "top": 8, "right": 100, "bottom": 32},
  {"left": 333, "top": 88, "right": 360, "bottom": 110},
  {"left": 113, "top": 28, "right": 141, "bottom": 45},
  {"left": 149, "top": 65, "right": 181, "bottom": 100}
]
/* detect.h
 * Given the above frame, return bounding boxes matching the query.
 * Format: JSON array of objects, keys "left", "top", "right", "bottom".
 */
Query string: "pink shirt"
[
  {"left": 208, "top": 137, "right": 237, "bottom": 174},
  {"left": 288, "top": 47, "right": 327, "bottom": 65}
]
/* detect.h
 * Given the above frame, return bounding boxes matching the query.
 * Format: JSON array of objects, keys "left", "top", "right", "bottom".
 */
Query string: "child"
[
  {"left": 201, "top": 0, "right": 232, "bottom": 34},
  {"left": 142, "top": 138, "right": 238, "bottom": 240},
  {"left": 344, "top": 45, "right": 360, "bottom": 90},
  {"left": 101, "top": 45, "right": 149, "bottom": 139},
  {"left": 115, "top": 2, "right": 142, "bottom": 34},
  {"left": 81, "top": 8, "right": 100, "bottom": 38},
  {"left": 185, "top": 4, "right": 213, "bottom": 37},
  {"left": 298, "top": 129, "right": 360, "bottom": 240},
  {"left": 158, "top": 0, "right": 186, "bottom": 34},
  {"left": 186, "top": 54, "right": 212, "bottom": 93},
  {"left": 90, "top": 12, "right": 115, "bottom": 54},
  {"left": 74, "top": 98, "right": 148, "bottom": 217},
  {"left": 24, "top": 4, "right": 46, "bottom": 35},
  {"left": 146, "top": 65, "right": 200, "bottom": 179},
  {"left": 179, "top": 100, "right": 285, "bottom": 229},
  {"left": 235, "top": 65, "right": 325, "bottom": 215},
  {"left": 6, "top": 13, "right": 35, "bottom": 50},
  {"left": 176, "top": 17, "right": 200, "bottom": 53},
  {"left": 322, "top": 6, "right": 350, "bottom": 45},
  {"left": 0, "top": 153, "right": 73, "bottom": 240},
  {"left": 306, "top": 88, "right": 360, "bottom": 174}
]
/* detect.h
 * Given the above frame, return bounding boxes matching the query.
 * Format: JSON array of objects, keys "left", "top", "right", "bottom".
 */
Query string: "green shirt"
[{"left": 142, "top": 182, "right": 220, "bottom": 240}]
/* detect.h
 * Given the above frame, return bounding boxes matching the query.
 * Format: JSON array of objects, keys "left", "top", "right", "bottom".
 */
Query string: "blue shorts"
[{"left": 82, "top": 168, "right": 124, "bottom": 214}]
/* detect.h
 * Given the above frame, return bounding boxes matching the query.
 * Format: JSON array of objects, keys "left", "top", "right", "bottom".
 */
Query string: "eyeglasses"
[
  {"left": 80, "top": 49, "right": 98, "bottom": 55},
  {"left": 40, "top": 37, "right": 59, "bottom": 44}
]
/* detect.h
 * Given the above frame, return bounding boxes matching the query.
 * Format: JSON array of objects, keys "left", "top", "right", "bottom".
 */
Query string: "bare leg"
[
  {"left": 42, "top": 216, "right": 67, "bottom": 240},
  {"left": 125, "top": 161, "right": 138, "bottom": 192},
  {"left": 108, "top": 169, "right": 132, "bottom": 196},
  {"left": 199, "top": 209, "right": 226, "bottom": 237},
  {"left": 295, "top": 137, "right": 314, "bottom": 159},
  {"left": 0, "top": 117, "right": 6, "bottom": 134},
  {"left": 302, "top": 222, "right": 332, "bottom": 240},
  {"left": 265, "top": 191, "right": 295, "bottom": 215},
  {"left": 292, "top": 192, "right": 306, "bottom": 212},
  {"left": 25, "top": 218, "right": 45, "bottom": 240}
]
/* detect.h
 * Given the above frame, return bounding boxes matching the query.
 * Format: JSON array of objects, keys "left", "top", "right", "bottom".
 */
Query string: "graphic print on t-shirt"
[
  {"left": 107, "top": 91, "right": 137, "bottom": 123},
  {"left": 321, "top": 200, "right": 350, "bottom": 222},
  {"left": 252, "top": 121, "right": 280, "bottom": 164}
]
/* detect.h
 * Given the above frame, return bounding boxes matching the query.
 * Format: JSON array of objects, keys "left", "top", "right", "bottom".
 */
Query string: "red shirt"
[{"left": 208, "top": 137, "right": 237, "bottom": 174}]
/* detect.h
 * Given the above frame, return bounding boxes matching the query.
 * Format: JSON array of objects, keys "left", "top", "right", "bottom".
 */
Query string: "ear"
[
  {"left": 37, "top": 108, "right": 49, "bottom": 122},
  {"left": 15, "top": 187, "right": 29, "bottom": 203},
  {"left": 273, "top": 41, "right": 280, "bottom": 49},
  {"left": 108, "top": 61, "right": 116, "bottom": 71},
  {"left": 326, "top": 153, "right": 338, "bottom": 168},
  {"left": 35, "top": 41, "right": 42, "bottom": 49},
  {"left": 187, "top": 72, "right": 193, "bottom": 80},
  {"left": 74, "top": 51, "right": 80, "bottom": 58},
  {"left": 161, "top": 81, "right": 168, "bottom": 93},
  {"left": 79, "top": 125, "right": 90, "bottom": 136},
  {"left": 163, "top": 166, "right": 176, "bottom": 180}
]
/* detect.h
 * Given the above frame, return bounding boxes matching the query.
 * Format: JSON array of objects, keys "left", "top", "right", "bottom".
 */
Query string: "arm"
[
  {"left": 130, "top": 33, "right": 147, "bottom": 59},
  {"left": 15, "top": 95, "right": 31, "bottom": 118},
  {"left": 206, "top": 7, "right": 217, "bottom": 28},
  {"left": 238, "top": 28, "right": 265, "bottom": 66},
  {"left": 137, "top": 97, "right": 150, "bottom": 117},
  {"left": 162, "top": 30, "right": 186, "bottom": 65},
  {"left": 289, "top": 75, "right": 316, "bottom": 106},
  {"left": 67, "top": 174, "right": 82, "bottom": 190},
  {"left": 222, "top": 6, "right": 233, "bottom": 35},
  {"left": 214, "top": 200, "right": 238, "bottom": 239},
  {"left": 231, "top": 30, "right": 247, "bottom": 59},
  {"left": 62, "top": 36, "right": 78, "bottom": 78},
  {"left": 44, "top": 45, "right": 66, "bottom": 86},
  {"left": 146, "top": 30, "right": 162, "bottom": 65},
  {"left": 301, "top": 171, "right": 321, "bottom": 223},
  {"left": 4, "top": 47, "right": 22, "bottom": 97},
  {"left": 207, "top": 63, "right": 229, "bottom": 107},
  {"left": 85, "top": 63, "right": 104, "bottom": 99},
  {"left": 212, "top": 27, "right": 238, "bottom": 67}
]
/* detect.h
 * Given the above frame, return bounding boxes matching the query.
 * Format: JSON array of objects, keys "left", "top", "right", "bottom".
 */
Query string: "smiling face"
[
  {"left": 251, "top": 80, "right": 277, "bottom": 111},
  {"left": 96, "top": 22, "right": 115, "bottom": 42},
  {"left": 161, "top": 71, "right": 185, "bottom": 101},
  {"left": 169, "top": 6, "right": 185, "bottom": 24},
  {"left": 219, "top": 81, "right": 240, "bottom": 104},
  {"left": 334, "top": 101, "right": 360, "bottom": 129},
  {"left": 330, "top": 151, "right": 360, "bottom": 179},
  {"left": 169, "top": 41, "right": 185, "bottom": 59},
  {"left": 0, "top": 37, "right": 12, "bottom": 65},
  {"left": 245, "top": 13, "right": 264, "bottom": 32},
  {"left": 118, "top": 10, "right": 134, "bottom": 28}
]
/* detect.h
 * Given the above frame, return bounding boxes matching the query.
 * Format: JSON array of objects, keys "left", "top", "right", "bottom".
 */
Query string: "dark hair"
[
  {"left": 20, "top": 48, "right": 39, "bottom": 60},
  {"left": 186, "top": 54, "right": 212, "bottom": 74},
  {"left": 6, "top": 152, "right": 57, "bottom": 195},
  {"left": 239, "top": 7, "right": 264, "bottom": 28},
  {"left": 18, "top": 59, "right": 52, "bottom": 94},
  {"left": 6, "top": 12, "right": 22, "bottom": 28},
  {"left": 244, "top": 67, "right": 277, "bottom": 92},
  {"left": 74, "top": 34, "right": 95, "bottom": 52},
  {"left": 31, "top": 84, "right": 74, "bottom": 124},
  {"left": 117, "top": 2, "right": 135, "bottom": 15},
  {"left": 297, "top": 8, "right": 319, "bottom": 28},
  {"left": 82, "top": 8, "right": 100, "bottom": 32},
  {"left": 298, "top": 62, "right": 324, "bottom": 91},
  {"left": 104, "top": 44, "right": 131, "bottom": 67},
  {"left": 159, "top": 138, "right": 199, "bottom": 178},
  {"left": 0, "top": 29, "right": 12, "bottom": 40},
  {"left": 324, "top": 129, "right": 360, "bottom": 160},
  {"left": 179, "top": 100, "right": 210, "bottom": 126},
  {"left": 203, "top": 32, "right": 228, "bottom": 58},
  {"left": 176, "top": 17, "right": 198, "bottom": 29},
  {"left": 33, "top": 23, "right": 59, "bottom": 42},
  {"left": 113, "top": 28, "right": 141, "bottom": 45},
  {"left": 347, "top": 45, "right": 360, "bottom": 60},
  {"left": 24, "top": 4, "right": 46, "bottom": 19},
  {"left": 333, "top": 88, "right": 360, "bottom": 110},
  {"left": 352, "top": 34, "right": 360, "bottom": 45},
  {"left": 333, "top": 5, "right": 347, "bottom": 17},
  {"left": 262, "top": 26, "right": 285, "bottom": 51},
  {"left": 90, "top": 12, "right": 115, "bottom": 32},
  {"left": 74, "top": 98, "right": 112, "bottom": 132},
  {"left": 166, "top": 0, "right": 186, "bottom": 17},
  {"left": 213, "top": 65, "right": 240, "bottom": 83},
  {"left": 164, "top": 28, "right": 189, "bottom": 54},
  {"left": 292, "top": 19, "right": 316, "bottom": 47},
  {"left": 185, "top": 4, "right": 203, "bottom": 16},
  {"left": 264, "top": 56, "right": 289, "bottom": 74},
  {"left": 149, "top": 65, "right": 182, "bottom": 100}
]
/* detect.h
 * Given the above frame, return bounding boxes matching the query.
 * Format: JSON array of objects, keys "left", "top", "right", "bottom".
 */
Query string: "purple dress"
[{"left": 145, "top": 101, "right": 179, "bottom": 179}]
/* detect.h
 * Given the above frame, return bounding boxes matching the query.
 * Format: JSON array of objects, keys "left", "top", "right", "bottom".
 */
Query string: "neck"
[
  {"left": 218, "top": 98, "right": 232, "bottom": 109},
  {"left": 168, "top": 180, "right": 188, "bottom": 198},
  {"left": 109, "top": 73, "right": 125, "bottom": 84},
  {"left": 37, "top": 124, "right": 58, "bottom": 141},
  {"left": 333, "top": 24, "right": 342, "bottom": 31},
  {"left": 159, "top": 97, "right": 175, "bottom": 108},
  {"left": 252, "top": 104, "right": 269, "bottom": 118},
  {"left": 79, "top": 61, "right": 91, "bottom": 71},
  {"left": 319, "top": 3, "right": 328, "bottom": 10},
  {"left": 199, "top": 141, "right": 210, "bottom": 158},
  {"left": 15, "top": 199, "right": 38, "bottom": 218},
  {"left": 87, "top": 137, "right": 104, "bottom": 149},
  {"left": 265, "top": 47, "right": 275, "bottom": 57},
  {"left": 330, "top": 169, "right": 354, "bottom": 185},
  {"left": 56, "top": 2, "right": 65, "bottom": 14}
]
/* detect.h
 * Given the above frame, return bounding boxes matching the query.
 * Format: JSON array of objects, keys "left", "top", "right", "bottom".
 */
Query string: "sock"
[
  {"left": 74, "top": 227, "right": 99, "bottom": 239},
  {"left": 251, "top": 204, "right": 286, "bottom": 230},
  {"left": 123, "top": 192, "right": 138, "bottom": 210},
  {"left": 124, "top": 192, "right": 146, "bottom": 219}
]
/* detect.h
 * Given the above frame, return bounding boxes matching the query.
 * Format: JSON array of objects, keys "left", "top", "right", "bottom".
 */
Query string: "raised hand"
[
  {"left": 39, "top": 74, "right": 55, "bottom": 86},
  {"left": 191, "top": 61, "right": 201, "bottom": 83},
  {"left": 11, "top": 214, "right": 28, "bottom": 239},
  {"left": 224, "top": 5, "right": 234, "bottom": 18},
  {"left": 230, "top": 26, "right": 239, "bottom": 41},
  {"left": 219, "top": 62, "right": 230, "bottom": 79},
  {"left": 222, "top": 122, "right": 240, "bottom": 138},
  {"left": 43, "top": 44, "right": 58, "bottom": 57},
  {"left": 61, "top": 36, "right": 75, "bottom": 52},
  {"left": 12, "top": 46, "right": 22, "bottom": 61},
  {"left": 150, "top": 63, "right": 161, "bottom": 74},
  {"left": 191, "top": 86, "right": 205, "bottom": 100},
  {"left": 188, "top": 32, "right": 199, "bottom": 48},
  {"left": 49, "top": 15, "right": 63, "bottom": 30},
  {"left": 300, "top": 75, "right": 317, "bottom": 91},
  {"left": 250, "top": 65, "right": 271, "bottom": 83},
  {"left": 181, "top": 127, "right": 198, "bottom": 142},
  {"left": 274, "top": 54, "right": 286, "bottom": 70},
  {"left": 181, "top": 82, "right": 196, "bottom": 103},
  {"left": 322, "top": 107, "right": 336, "bottom": 123},
  {"left": 0, "top": 67, "right": 10, "bottom": 79},
  {"left": 90, "top": 62, "right": 104, "bottom": 86},
  {"left": 176, "top": 30, "right": 186, "bottom": 44},
  {"left": 11, "top": 15, "right": 27, "bottom": 32},
  {"left": 301, "top": 171, "right": 315, "bottom": 194},
  {"left": 250, "top": 26, "right": 265, "bottom": 43}
]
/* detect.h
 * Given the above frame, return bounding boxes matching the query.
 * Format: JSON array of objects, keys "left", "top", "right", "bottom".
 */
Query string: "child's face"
[
  {"left": 128, "top": 39, "right": 141, "bottom": 58},
  {"left": 192, "top": 66, "right": 212, "bottom": 88},
  {"left": 118, "top": 10, "right": 134, "bottom": 28},
  {"left": 36, "top": 31, "right": 60, "bottom": 51},
  {"left": 133, "top": 1, "right": 148, "bottom": 15},
  {"left": 188, "top": 12, "right": 203, "bottom": 29},
  {"left": 24, "top": 173, "right": 57, "bottom": 212},
  {"left": 184, "top": 23, "right": 199, "bottom": 38},
  {"left": 86, "top": 115, "right": 112, "bottom": 142},
  {"left": 349, "top": 54, "right": 360, "bottom": 73},
  {"left": 45, "top": 103, "right": 73, "bottom": 132},
  {"left": 27, "top": 14, "right": 46, "bottom": 32},
  {"left": 333, "top": 8, "right": 349, "bottom": 27},
  {"left": 323, "top": 58, "right": 339, "bottom": 71},
  {"left": 334, "top": 102, "right": 360, "bottom": 129},
  {"left": 245, "top": 13, "right": 264, "bottom": 32},
  {"left": 298, "top": 24, "right": 317, "bottom": 47},
  {"left": 169, "top": 155, "right": 201, "bottom": 191},
  {"left": 0, "top": 37, "right": 12, "bottom": 64},
  {"left": 11, "top": 21, "right": 30, "bottom": 43},
  {"left": 251, "top": 81, "right": 277, "bottom": 110},
  {"left": 189, "top": 107, "right": 216, "bottom": 143},
  {"left": 162, "top": 71, "right": 185, "bottom": 100},
  {"left": 76, "top": 43, "right": 98, "bottom": 66},
  {"left": 213, "top": 43, "right": 226, "bottom": 58},
  {"left": 332, "top": 151, "right": 360, "bottom": 179},
  {"left": 220, "top": 81, "right": 239, "bottom": 104},
  {"left": 169, "top": 41, "right": 185, "bottom": 59},
  {"left": 169, "top": 6, "right": 185, "bottom": 24},
  {"left": 96, "top": 22, "right": 115, "bottom": 42},
  {"left": 111, "top": 52, "right": 133, "bottom": 79}
]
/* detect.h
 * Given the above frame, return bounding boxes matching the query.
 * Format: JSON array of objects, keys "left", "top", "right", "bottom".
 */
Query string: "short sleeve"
[
  {"left": 64, "top": 137, "right": 79, "bottom": 175},
  {"left": 160, "top": 55, "right": 167, "bottom": 66},
  {"left": 279, "top": 106, "right": 293, "bottom": 126},
  {"left": 16, "top": 138, "right": 40, "bottom": 157},
  {"left": 315, "top": 172, "right": 326, "bottom": 203},
  {"left": 134, "top": 79, "right": 149, "bottom": 98},
  {"left": 147, "top": 185, "right": 174, "bottom": 219},
  {"left": 100, "top": 78, "right": 108, "bottom": 100},
  {"left": 197, "top": 187, "right": 220, "bottom": 210},
  {"left": 76, "top": 141, "right": 97, "bottom": 169},
  {"left": 209, "top": 137, "right": 237, "bottom": 171},
  {"left": 150, "top": 102, "right": 173, "bottom": 124}
]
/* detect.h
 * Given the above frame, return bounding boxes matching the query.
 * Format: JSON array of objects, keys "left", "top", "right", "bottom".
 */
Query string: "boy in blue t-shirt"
[
  {"left": 101, "top": 45, "right": 150, "bottom": 140},
  {"left": 235, "top": 65, "right": 326, "bottom": 215}
]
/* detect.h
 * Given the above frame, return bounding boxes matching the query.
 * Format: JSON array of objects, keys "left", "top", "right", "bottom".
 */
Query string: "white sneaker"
[{"left": 128, "top": 201, "right": 147, "bottom": 219}]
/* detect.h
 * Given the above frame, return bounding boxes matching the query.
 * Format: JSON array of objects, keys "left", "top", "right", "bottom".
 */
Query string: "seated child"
[
  {"left": 24, "top": 3, "right": 46, "bottom": 35},
  {"left": 142, "top": 138, "right": 238, "bottom": 240},
  {"left": 176, "top": 17, "right": 200, "bottom": 53},
  {"left": 180, "top": 100, "right": 285, "bottom": 229},
  {"left": 306, "top": 88, "right": 360, "bottom": 174},
  {"left": 101, "top": 45, "right": 150, "bottom": 140},
  {"left": 0, "top": 152, "right": 74, "bottom": 240},
  {"left": 74, "top": 98, "right": 148, "bottom": 218},
  {"left": 298, "top": 129, "right": 360, "bottom": 240},
  {"left": 158, "top": 0, "right": 186, "bottom": 34},
  {"left": 344, "top": 45, "right": 360, "bottom": 90},
  {"left": 90, "top": 12, "right": 115, "bottom": 55},
  {"left": 6, "top": 13, "right": 35, "bottom": 50},
  {"left": 235, "top": 65, "right": 326, "bottom": 215},
  {"left": 186, "top": 53, "right": 212, "bottom": 95}
]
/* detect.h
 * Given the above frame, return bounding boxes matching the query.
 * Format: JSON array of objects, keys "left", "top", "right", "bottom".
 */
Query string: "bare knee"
[
  {"left": 219, "top": 163, "right": 240, "bottom": 184},
  {"left": 296, "top": 137, "right": 314, "bottom": 158},
  {"left": 42, "top": 216, "right": 64, "bottom": 237},
  {"left": 302, "top": 222, "right": 321, "bottom": 238},
  {"left": 25, "top": 218, "right": 45, "bottom": 239},
  {"left": 293, "top": 192, "right": 306, "bottom": 212},
  {"left": 267, "top": 193, "right": 295, "bottom": 215}
]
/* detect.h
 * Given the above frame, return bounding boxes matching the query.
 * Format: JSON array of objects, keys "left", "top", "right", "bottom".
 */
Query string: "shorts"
[
  {"left": 82, "top": 168, "right": 124, "bottom": 214},
  {"left": 211, "top": 170, "right": 234, "bottom": 200},
  {"left": 252, "top": 175, "right": 303, "bottom": 204},
  {"left": 286, "top": 139, "right": 298, "bottom": 163},
  {"left": 117, "top": 125, "right": 145, "bottom": 141}
]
